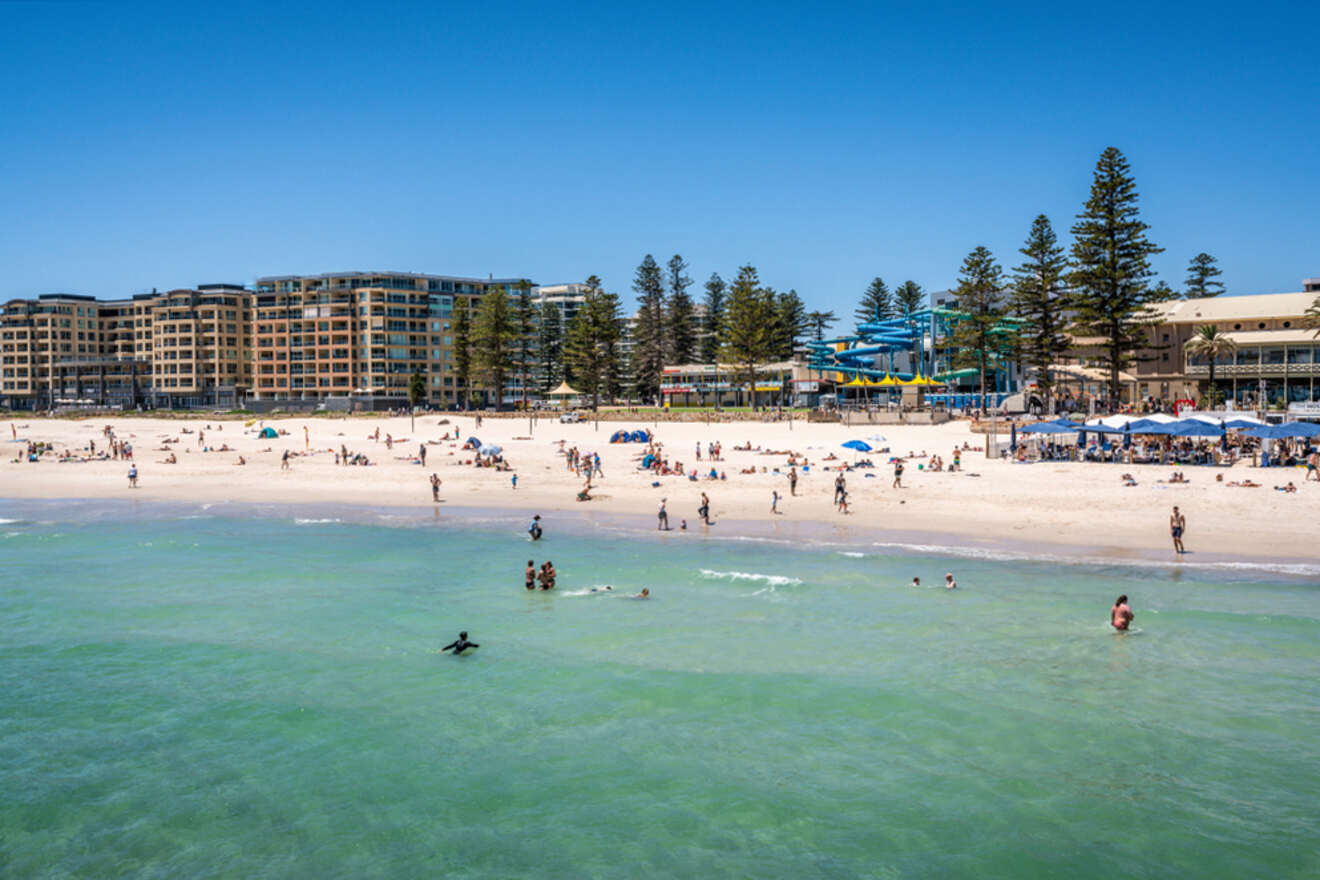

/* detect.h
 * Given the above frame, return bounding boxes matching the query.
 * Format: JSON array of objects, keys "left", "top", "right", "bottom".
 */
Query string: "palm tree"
[
  {"left": 1183, "top": 324, "right": 1237, "bottom": 406},
  {"left": 1305, "top": 295, "right": 1320, "bottom": 336}
]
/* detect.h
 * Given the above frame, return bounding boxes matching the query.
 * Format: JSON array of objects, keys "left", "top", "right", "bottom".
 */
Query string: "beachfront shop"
[{"left": 660, "top": 361, "right": 830, "bottom": 408}]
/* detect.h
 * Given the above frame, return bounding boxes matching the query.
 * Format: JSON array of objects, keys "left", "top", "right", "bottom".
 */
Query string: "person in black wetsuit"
[{"left": 440, "top": 632, "right": 479, "bottom": 655}]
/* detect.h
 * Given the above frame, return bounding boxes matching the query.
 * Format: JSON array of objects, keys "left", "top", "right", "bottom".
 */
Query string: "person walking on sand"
[
  {"left": 430, "top": 473, "right": 441, "bottom": 502},
  {"left": 303, "top": 425, "right": 309, "bottom": 451},
  {"left": 127, "top": 464, "right": 138, "bottom": 488},
  {"left": 698, "top": 492, "right": 711, "bottom": 525},
  {"left": 1307, "top": 449, "right": 1319, "bottom": 482},
  {"left": 789, "top": 466, "right": 798, "bottom": 496},
  {"left": 1111, "top": 594, "right": 1134, "bottom": 631},
  {"left": 771, "top": 489, "right": 780, "bottom": 514},
  {"left": 657, "top": 498, "right": 670, "bottom": 530},
  {"left": 1170, "top": 506, "right": 1186, "bottom": 554},
  {"left": 893, "top": 458, "right": 904, "bottom": 489},
  {"left": 419, "top": 444, "right": 427, "bottom": 466},
  {"left": 834, "top": 473, "right": 846, "bottom": 505},
  {"left": 281, "top": 449, "right": 290, "bottom": 471}
]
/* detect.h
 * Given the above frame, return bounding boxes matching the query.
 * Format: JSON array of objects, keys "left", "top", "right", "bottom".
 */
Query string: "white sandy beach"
[{"left": 3, "top": 413, "right": 1317, "bottom": 563}]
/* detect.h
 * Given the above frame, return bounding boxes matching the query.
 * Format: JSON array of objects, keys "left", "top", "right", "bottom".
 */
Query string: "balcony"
[{"left": 1186, "top": 362, "right": 1320, "bottom": 376}]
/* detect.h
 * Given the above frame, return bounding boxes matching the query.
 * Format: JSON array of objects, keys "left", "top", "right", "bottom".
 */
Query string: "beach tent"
[
  {"left": 1241, "top": 422, "right": 1320, "bottom": 439},
  {"left": 630, "top": 430, "right": 650, "bottom": 443},
  {"left": 466, "top": 436, "right": 480, "bottom": 447},
  {"left": 609, "top": 430, "right": 627, "bottom": 443},
  {"left": 258, "top": 427, "right": 278, "bottom": 438},
  {"left": 1085, "top": 414, "right": 1145, "bottom": 429},
  {"left": 1183, "top": 412, "right": 1263, "bottom": 427}
]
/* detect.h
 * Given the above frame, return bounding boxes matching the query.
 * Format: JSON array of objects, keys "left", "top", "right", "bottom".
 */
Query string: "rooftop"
[
  {"left": 254, "top": 271, "right": 530, "bottom": 285},
  {"left": 1151, "top": 290, "right": 1316, "bottom": 323}
]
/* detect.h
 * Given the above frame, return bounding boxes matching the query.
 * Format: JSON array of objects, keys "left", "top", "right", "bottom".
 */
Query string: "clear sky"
[{"left": 2, "top": 1, "right": 1316, "bottom": 314}]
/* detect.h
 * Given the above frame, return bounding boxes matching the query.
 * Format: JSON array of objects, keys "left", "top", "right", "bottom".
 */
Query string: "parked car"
[{"left": 559, "top": 411, "right": 582, "bottom": 423}]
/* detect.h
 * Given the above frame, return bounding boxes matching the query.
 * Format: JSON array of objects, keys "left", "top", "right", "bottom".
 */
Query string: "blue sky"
[{"left": 1, "top": 1, "right": 1316, "bottom": 315}]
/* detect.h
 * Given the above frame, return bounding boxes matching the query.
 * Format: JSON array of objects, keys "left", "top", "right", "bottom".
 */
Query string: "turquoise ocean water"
[{"left": 1, "top": 500, "right": 1317, "bottom": 879}]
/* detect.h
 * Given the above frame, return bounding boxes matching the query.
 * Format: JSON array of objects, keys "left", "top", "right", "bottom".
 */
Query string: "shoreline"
[
  {"left": 6, "top": 413, "right": 1319, "bottom": 573},
  {"left": 4, "top": 495, "right": 1317, "bottom": 580}
]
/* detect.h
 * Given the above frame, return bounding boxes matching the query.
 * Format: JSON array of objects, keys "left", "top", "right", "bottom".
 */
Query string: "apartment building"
[
  {"left": 1, "top": 286, "right": 252, "bottom": 409},
  {"left": 251, "top": 272, "right": 531, "bottom": 407}
]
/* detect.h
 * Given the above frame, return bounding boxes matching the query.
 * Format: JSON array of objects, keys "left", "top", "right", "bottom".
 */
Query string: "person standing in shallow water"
[
  {"left": 1111, "top": 595, "right": 1134, "bottom": 631},
  {"left": 1170, "top": 506, "right": 1186, "bottom": 555}
]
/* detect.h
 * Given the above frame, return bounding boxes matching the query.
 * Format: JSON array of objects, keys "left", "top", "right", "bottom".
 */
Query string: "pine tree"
[
  {"left": 719, "top": 265, "right": 775, "bottom": 407},
  {"left": 700, "top": 273, "right": 727, "bottom": 363},
  {"left": 452, "top": 296, "right": 474, "bottom": 409},
  {"left": 950, "top": 246, "right": 1006, "bottom": 407},
  {"left": 1010, "top": 214, "right": 1071, "bottom": 408},
  {"left": 1184, "top": 252, "right": 1224, "bottom": 298},
  {"left": 1069, "top": 146, "right": 1164, "bottom": 408},
  {"left": 473, "top": 286, "right": 518, "bottom": 411},
  {"left": 774, "top": 289, "right": 809, "bottom": 359},
  {"left": 565, "top": 276, "right": 622, "bottom": 411},
  {"left": 806, "top": 310, "right": 837, "bottom": 342},
  {"left": 513, "top": 281, "right": 536, "bottom": 411},
  {"left": 855, "top": 277, "right": 892, "bottom": 326},
  {"left": 537, "top": 299, "right": 563, "bottom": 391},
  {"left": 894, "top": 280, "right": 925, "bottom": 315},
  {"left": 630, "top": 254, "right": 667, "bottom": 401},
  {"left": 665, "top": 254, "right": 697, "bottom": 365}
]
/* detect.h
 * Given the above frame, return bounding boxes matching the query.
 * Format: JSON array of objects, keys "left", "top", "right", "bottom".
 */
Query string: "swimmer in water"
[
  {"left": 945, "top": 572, "right": 956, "bottom": 589},
  {"left": 440, "top": 631, "right": 479, "bottom": 654},
  {"left": 525, "top": 559, "right": 536, "bottom": 590},
  {"left": 634, "top": 588, "right": 650, "bottom": 599},
  {"left": 911, "top": 577, "right": 920, "bottom": 588},
  {"left": 1111, "top": 595, "right": 1134, "bottom": 631},
  {"left": 590, "top": 585, "right": 613, "bottom": 593}
]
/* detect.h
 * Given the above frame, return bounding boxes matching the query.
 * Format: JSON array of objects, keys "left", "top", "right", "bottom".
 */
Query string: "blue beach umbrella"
[
  {"left": 841, "top": 440, "right": 872, "bottom": 452},
  {"left": 1020, "top": 419, "right": 1081, "bottom": 435},
  {"left": 478, "top": 443, "right": 502, "bottom": 456},
  {"left": 1125, "top": 418, "right": 1175, "bottom": 435},
  {"left": 1168, "top": 420, "right": 1225, "bottom": 438},
  {"left": 1242, "top": 422, "right": 1320, "bottom": 440}
]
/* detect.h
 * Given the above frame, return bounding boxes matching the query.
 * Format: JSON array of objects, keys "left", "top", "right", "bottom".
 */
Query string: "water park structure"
[{"left": 807, "top": 307, "right": 1026, "bottom": 410}]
